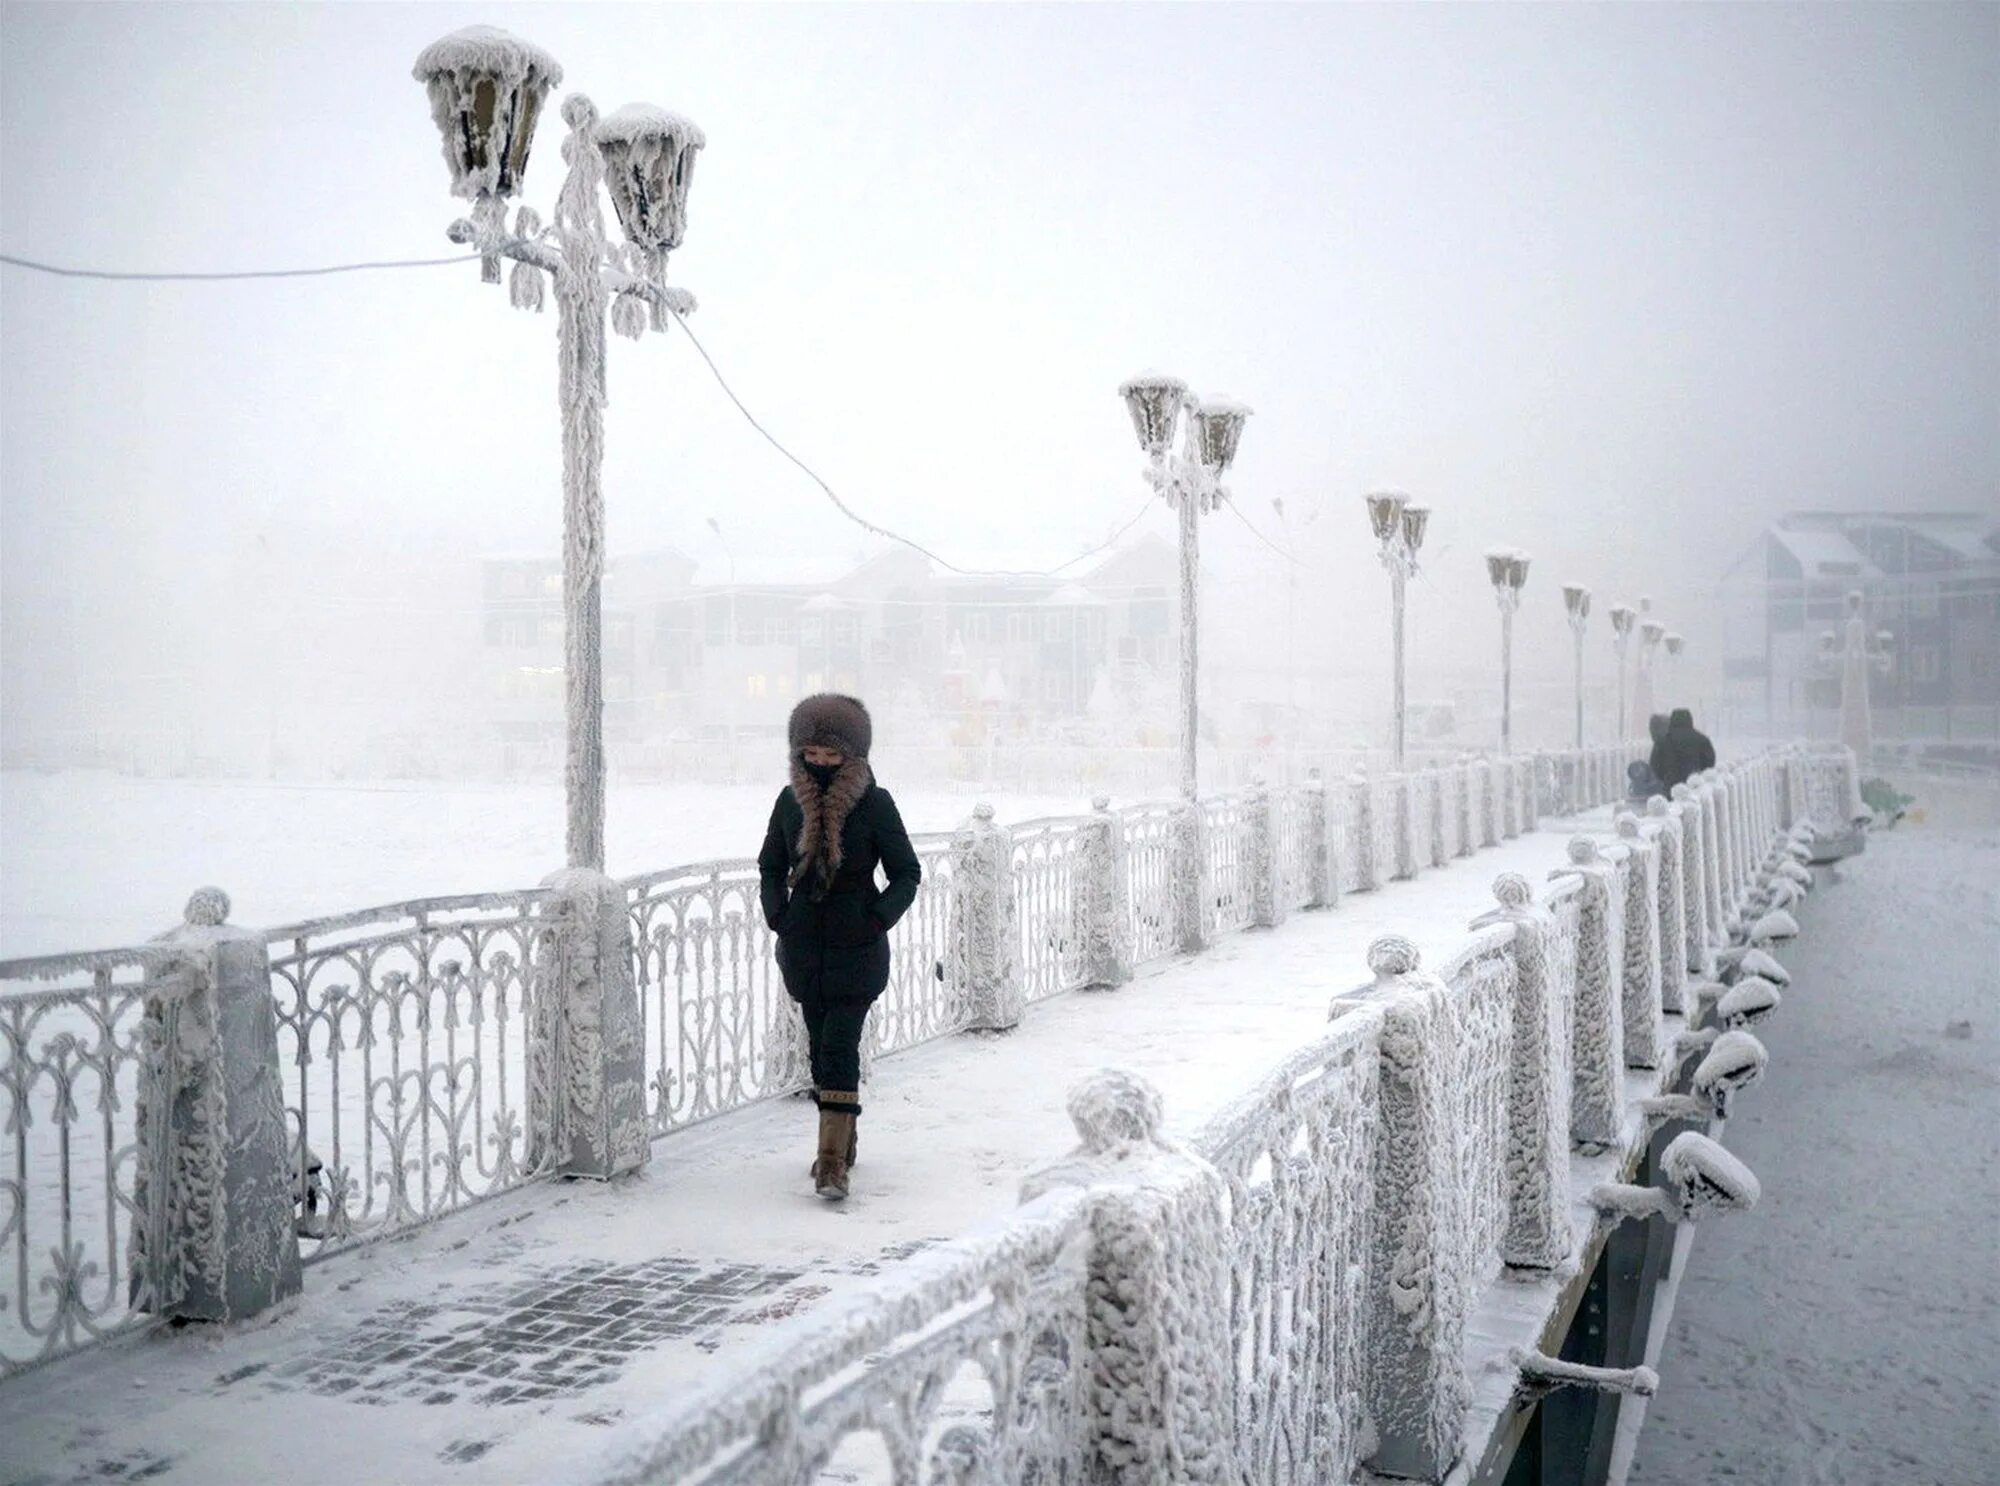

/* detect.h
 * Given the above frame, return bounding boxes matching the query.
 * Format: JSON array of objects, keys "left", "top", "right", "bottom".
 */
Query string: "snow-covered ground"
[
  {"left": 0, "top": 818, "right": 1592, "bottom": 1486},
  {"left": 1628, "top": 824, "right": 2000, "bottom": 1484},
  {"left": 0, "top": 770, "right": 1079, "bottom": 957}
]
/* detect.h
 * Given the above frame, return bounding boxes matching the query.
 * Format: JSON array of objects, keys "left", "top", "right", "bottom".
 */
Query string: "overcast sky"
[{"left": 2, "top": 1, "right": 1994, "bottom": 728}]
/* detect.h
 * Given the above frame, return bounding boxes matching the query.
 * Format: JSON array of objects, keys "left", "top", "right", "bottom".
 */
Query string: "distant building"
[
  {"left": 1717, "top": 511, "right": 2000, "bottom": 740},
  {"left": 475, "top": 536, "right": 1180, "bottom": 761}
]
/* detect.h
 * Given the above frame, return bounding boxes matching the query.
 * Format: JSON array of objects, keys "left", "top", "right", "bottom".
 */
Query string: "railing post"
[
  {"left": 137, "top": 887, "right": 301, "bottom": 1323},
  {"left": 1247, "top": 777, "right": 1284, "bottom": 930},
  {"left": 1500, "top": 759, "right": 1520, "bottom": 839},
  {"left": 1549, "top": 840, "right": 1625, "bottom": 1151},
  {"left": 1349, "top": 773, "right": 1378, "bottom": 891},
  {"left": 1455, "top": 761, "right": 1475, "bottom": 857},
  {"left": 956, "top": 803, "right": 1023, "bottom": 1030},
  {"left": 1614, "top": 815, "right": 1664, "bottom": 1069},
  {"left": 1081, "top": 796, "right": 1135, "bottom": 988},
  {"left": 538, "top": 868, "right": 650, "bottom": 1179},
  {"left": 1428, "top": 770, "right": 1448, "bottom": 868},
  {"left": 1671, "top": 783, "right": 1712, "bottom": 977},
  {"left": 1334, "top": 938, "right": 1474, "bottom": 1482},
  {"left": 1020, "top": 1070, "right": 1236, "bottom": 1483},
  {"left": 1646, "top": 796, "right": 1689, "bottom": 1013},
  {"left": 1392, "top": 773, "right": 1417, "bottom": 880},
  {"left": 1471, "top": 877, "right": 1572, "bottom": 1271},
  {"left": 1521, "top": 756, "right": 1542, "bottom": 833},
  {"left": 1480, "top": 758, "right": 1501, "bottom": 848},
  {"left": 1171, "top": 798, "right": 1211, "bottom": 953},
  {"left": 1304, "top": 768, "right": 1340, "bottom": 909}
]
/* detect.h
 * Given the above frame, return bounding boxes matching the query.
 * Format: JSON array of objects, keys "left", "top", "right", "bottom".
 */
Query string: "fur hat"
[{"left": 788, "top": 693, "right": 872, "bottom": 759}]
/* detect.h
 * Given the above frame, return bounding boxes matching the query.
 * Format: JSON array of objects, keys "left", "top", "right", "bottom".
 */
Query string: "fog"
[{"left": 2, "top": 2, "right": 1995, "bottom": 780}]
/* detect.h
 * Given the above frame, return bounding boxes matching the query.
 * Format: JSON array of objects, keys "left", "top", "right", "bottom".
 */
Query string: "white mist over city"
[{"left": 2, "top": 5, "right": 1994, "bottom": 1486}]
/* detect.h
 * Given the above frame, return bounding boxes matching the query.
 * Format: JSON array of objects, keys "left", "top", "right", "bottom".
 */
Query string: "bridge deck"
[{"left": 2, "top": 815, "right": 1613, "bottom": 1486}]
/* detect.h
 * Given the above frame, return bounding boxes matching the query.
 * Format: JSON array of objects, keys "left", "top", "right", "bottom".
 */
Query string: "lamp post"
[
  {"left": 1117, "top": 375, "right": 1251, "bottom": 799},
  {"left": 1634, "top": 614, "right": 1665, "bottom": 740},
  {"left": 1609, "top": 603, "right": 1637, "bottom": 744},
  {"left": 1563, "top": 584, "right": 1592, "bottom": 749},
  {"left": 413, "top": 26, "right": 703, "bottom": 869},
  {"left": 1485, "top": 549, "right": 1531, "bottom": 754},
  {"left": 1365, "top": 492, "right": 1431, "bottom": 768},
  {"left": 1815, "top": 591, "right": 1893, "bottom": 763},
  {"left": 1663, "top": 631, "right": 1684, "bottom": 703}
]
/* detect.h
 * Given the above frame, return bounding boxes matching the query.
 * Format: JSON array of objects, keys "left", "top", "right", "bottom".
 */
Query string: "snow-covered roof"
[
  {"left": 1769, "top": 527, "right": 1876, "bottom": 579},
  {"left": 1905, "top": 518, "right": 1999, "bottom": 563},
  {"left": 595, "top": 103, "right": 706, "bottom": 150},
  {"left": 412, "top": 25, "right": 562, "bottom": 86},
  {"left": 1044, "top": 583, "right": 1107, "bottom": 607}
]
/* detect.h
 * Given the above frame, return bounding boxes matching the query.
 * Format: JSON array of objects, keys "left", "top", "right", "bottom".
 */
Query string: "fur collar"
[{"left": 788, "top": 756, "right": 873, "bottom": 891}]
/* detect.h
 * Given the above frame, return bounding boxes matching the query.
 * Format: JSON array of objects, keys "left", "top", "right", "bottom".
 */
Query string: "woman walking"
[{"left": 758, "top": 694, "right": 922, "bottom": 1200}]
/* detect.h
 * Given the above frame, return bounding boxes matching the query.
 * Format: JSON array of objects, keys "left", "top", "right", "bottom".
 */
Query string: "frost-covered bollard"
[
  {"left": 1646, "top": 797, "right": 1689, "bottom": 1012},
  {"left": 1349, "top": 774, "right": 1378, "bottom": 891},
  {"left": 1170, "top": 799, "right": 1210, "bottom": 954},
  {"left": 955, "top": 804, "right": 1023, "bottom": 1030},
  {"left": 1391, "top": 773, "right": 1417, "bottom": 881},
  {"left": 137, "top": 888, "right": 302, "bottom": 1322},
  {"left": 1454, "top": 761, "right": 1475, "bottom": 858},
  {"left": 1549, "top": 839, "right": 1625, "bottom": 1151},
  {"left": 1302, "top": 769, "right": 1339, "bottom": 909},
  {"left": 1020, "top": 1071, "right": 1234, "bottom": 1484},
  {"left": 1480, "top": 758, "right": 1501, "bottom": 848},
  {"left": 1469, "top": 875, "right": 1573, "bottom": 1271},
  {"left": 537, "top": 868, "right": 650, "bottom": 1178},
  {"left": 1615, "top": 815, "right": 1664, "bottom": 1069},
  {"left": 1671, "top": 784, "right": 1711, "bottom": 977},
  {"left": 1246, "top": 777, "right": 1283, "bottom": 929},
  {"left": 1079, "top": 796, "right": 1134, "bottom": 988},
  {"left": 1338, "top": 937, "right": 1477, "bottom": 1482},
  {"left": 1427, "top": 770, "right": 1448, "bottom": 869}
]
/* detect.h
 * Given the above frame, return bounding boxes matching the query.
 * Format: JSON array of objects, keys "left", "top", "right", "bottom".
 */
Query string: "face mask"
[{"left": 804, "top": 760, "right": 840, "bottom": 790}]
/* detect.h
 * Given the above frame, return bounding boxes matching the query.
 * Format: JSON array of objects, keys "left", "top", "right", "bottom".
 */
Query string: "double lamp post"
[{"left": 412, "top": 25, "right": 704, "bottom": 869}]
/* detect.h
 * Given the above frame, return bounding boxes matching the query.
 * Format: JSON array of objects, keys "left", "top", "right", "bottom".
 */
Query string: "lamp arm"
[{"left": 449, "top": 217, "right": 698, "bottom": 316}]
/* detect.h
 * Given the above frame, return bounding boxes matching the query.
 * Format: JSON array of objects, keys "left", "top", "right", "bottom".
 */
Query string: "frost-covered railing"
[
  {"left": 1121, "top": 801, "right": 1181, "bottom": 965},
  {"left": 586, "top": 1188, "right": 1093, "bottom": 1486},
  {"left": 1010, "top": 818, "right": 1089, "bottom": 1002},
  {"left": 1194, "top": 1009, "right": 1382, "bottom": 1482},
  {"left": 583, "top": 742, "right": 1810, "bottom": 1486},
  {"left": 0, "top": 947, "right": 195, "bottom": 1379},
  {"left": 267, "top": 891, "right": 559, "bottom": 1261}
]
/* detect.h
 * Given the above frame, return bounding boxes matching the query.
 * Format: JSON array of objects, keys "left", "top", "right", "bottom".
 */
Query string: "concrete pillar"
[
  {"left": 1614, "top": 816, "right": 1664, "bottom": 1069},
  {"left": 537, "top": 868, "right": 649, "bottom": 1179},
  {"left": 1021, "top": 1070, "right": 1235, "bottom": 1484},
  {"left": 136, "top": 887, "right": 301, "bottom": 1323},
  {"left": 1647, "top": 796, "right": 1689, "bottom": 1014},
  {"left": 1551, "top": 840, "right": 1625, "bottom": 1151},
  {"left": 1455, "top": 761, "right": 1475, "bottom": 857},
  {"left": 1303, "top": 768, "right": 1340, "bottom": 910},
  {"left": 1247, "top": 778, "right": 1284, "bottom": 930},
  {"left": 1349, "top": 774, "right": 1378, "bottom": 892},
  {"left": 1080, "top": 796, "right": 1134, "bottom": 987},
  {"left": 954, "top": 803, "right": 1023, "bottom": 1030}
]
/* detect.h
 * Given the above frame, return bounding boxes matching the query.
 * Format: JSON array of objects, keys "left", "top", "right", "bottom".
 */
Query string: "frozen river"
[{"left": 0, "top": 770, "right": 1078, "bottom": 957}]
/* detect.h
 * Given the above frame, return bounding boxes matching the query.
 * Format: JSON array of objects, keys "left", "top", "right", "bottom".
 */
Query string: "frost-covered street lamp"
[
  {"left": 1814, "top": 591, "right": 1892, "bottom": 763},
  {"left": 1563, "top": 584, "right": 1591, "bottom": 749},
  {"left": 1664, "top": 630, "right": 1685, "bottom": 702},
  {"left": 413, "top": 26, "right": 703, "bottom": 869},
  {"left": 1634, "top": 607, "right": 1665, "bottom": 738},
  {"left": 1365, "top": 492, "right": 1431, "bottom": 768},
  {"left": 1486, "top": 549, "right": 1531, "bottom": 754},
  {"left": 1118, "top": 375, "right": 1251, "bottom": 798},
  {"left": 1608, "top": 603, "right": 1637, "bottom": 744}
]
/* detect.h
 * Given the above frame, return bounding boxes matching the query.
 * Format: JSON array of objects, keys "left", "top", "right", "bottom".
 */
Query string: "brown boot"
[
  {"left": 813, "top": 1109, "right": 854, "bottom": 1201},
  {"left": 807, "top": 1095, "right": 858, "bottom": 1173}
]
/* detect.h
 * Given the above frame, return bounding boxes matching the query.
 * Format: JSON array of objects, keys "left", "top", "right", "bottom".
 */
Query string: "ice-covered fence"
[
  {"left": 1120, "top": 801, "right": 1181, "bottom": 964},
  {"left": 588, "top": 1189, "right": 1093, "bottom": 1486},
  {"left": 0, "top": 947, "right": 193, "bottom": 1378},
  {"left": 1203, "top": 792, "right": 1256, "bottom": 936},
  {"left": 1011, "top": 818, "right": 1088, "bottom": 1001},
  {"left": 266, "top": 891, "right": 558, "bottom": 1260},
  {"left": 1195, "top": 1009, "right": 1382, "bottom": 1484}
]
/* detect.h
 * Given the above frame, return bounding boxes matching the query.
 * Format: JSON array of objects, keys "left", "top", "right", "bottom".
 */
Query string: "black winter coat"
[
  {"left": 1649, "top": 719, "right": 1717, "bottom": 791},
  {"left": 758, "top": 780, "right": 922, "bottom": 1007}
]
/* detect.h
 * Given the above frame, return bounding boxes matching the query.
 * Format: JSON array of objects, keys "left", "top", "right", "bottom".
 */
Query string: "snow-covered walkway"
[
  {"left": 1, "top": 816, "right": 1603, "bottom": 1486},
  {"left": 1627, "top": 825, "right": 2000, "bottom": 1485}
]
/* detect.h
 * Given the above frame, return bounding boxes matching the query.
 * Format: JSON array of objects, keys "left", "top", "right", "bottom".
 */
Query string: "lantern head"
[
  {"left": 1365, "top": 491, "right": 1408, "bottom": 542},
  {"left": 1118, "top": 374, "right": 1188, "bottom": 460},
  {"left": 1610, "top": 604, "right": 1636, "bottom": 637},
  {"left": 1486, "top": 550, "right": 1515, "bottom": 589},
  {"left": 596, "top": 104, "right": 705, "bottom": 257},
  {"left": 1190, "top": 399, "right": 1251, "bottom": 475},
  {"left": 413, "top": 26, "right": 563, "bottom": 201},
  {"left": 1642, "top": 619, "right": 1665, "bottom": 646},
  {"left": 1401, "top": 504, "right": 1431, "bottom": 552},
  {"left": 1563, "top": 583, "right": 1591, "bottom": 620},
  {"left": 1665, "top": 632, "right": 1684, "bottom": 657}
]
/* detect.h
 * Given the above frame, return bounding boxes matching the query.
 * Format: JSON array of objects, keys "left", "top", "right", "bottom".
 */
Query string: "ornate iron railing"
[
  {"left": 1273, "top": 786, "right": 1317, "bottom": 913},
  {"left": 1, "top": 946, "right": 196, "bottom": 1377},
  {"left": 1122, "top": 802, "right": 1180, "bottom": 964},
  {"left": 266, "top": 892, "right": 556, "bottom": 1262},
  {"left": 591, "top": 1188, "right": 1093, "bottom": 1486},
  {"left": 1196, "top": 1009, "right": 1383, "bottom": 1483},
  {"left": 1010, "top": 818, "right": 1089, "bottom": 1003},
  {"left": 1204, "top": 793, "right": 1255, "bottom": 936}
]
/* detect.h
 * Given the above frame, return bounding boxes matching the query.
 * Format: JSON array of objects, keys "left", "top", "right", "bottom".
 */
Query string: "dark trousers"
[{"left": 801, "top": 1000, "right": 870, "bottom": 1114}]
